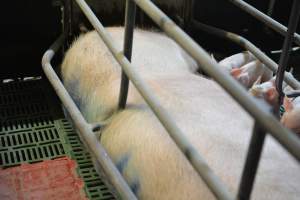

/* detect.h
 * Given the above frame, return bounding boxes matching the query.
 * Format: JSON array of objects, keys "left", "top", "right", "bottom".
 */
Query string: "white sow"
[{"left": 61, "top": 27, "right": 300, "bottom": 200}]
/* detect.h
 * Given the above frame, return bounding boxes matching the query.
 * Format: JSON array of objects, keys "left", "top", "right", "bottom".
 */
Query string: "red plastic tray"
[{"left": 0, "top": 157, "right": 88, "bottom": 200}]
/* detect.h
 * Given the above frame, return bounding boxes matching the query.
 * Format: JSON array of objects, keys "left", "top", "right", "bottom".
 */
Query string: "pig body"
[
  {"left": 61, "top": 28, "right": 300, "bottom": 200},
  {"left": 230, "top": 60, "right": 273, "bottom": 88},
  {"left": 61, "top": 27, "right": 197, "bottom": 122}
]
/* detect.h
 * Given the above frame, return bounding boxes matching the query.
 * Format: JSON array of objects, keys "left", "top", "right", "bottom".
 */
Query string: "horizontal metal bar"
[
  {"left": 41, "top": 35, "right": 137, "bottom": 200},
  {"left": 237, "top": 122, "right": 266, "bottom": 200},
  {"left": 286, "top": 90, "right": 300, "bottom": 98},
  {"left": 74, "top": 0, "right": 234, "bottom": 199},
  {"left": 191, "top": 20, "right": 300, "bottom": 90},
  {"left": 132, "top": 0, "right": 300, "bottom": 161},
  {"left": 227, "top": 0, "right": 300, "bottom": 46}
]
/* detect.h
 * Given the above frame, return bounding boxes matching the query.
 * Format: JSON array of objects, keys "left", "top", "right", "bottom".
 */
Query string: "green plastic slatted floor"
[{"left": 0, "top": 77, "right": 117, "bottom": 200}]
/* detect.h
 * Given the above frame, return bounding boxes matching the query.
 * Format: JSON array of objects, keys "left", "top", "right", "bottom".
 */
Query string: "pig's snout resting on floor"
[{"left": 61, "top": 27, "right": 300, "bottom": 200}]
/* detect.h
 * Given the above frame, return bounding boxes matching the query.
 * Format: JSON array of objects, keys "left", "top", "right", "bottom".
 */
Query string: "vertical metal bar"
[
  {"left": 62, "top": 0, "right": 73, "bottom": 53},
  {"left": 227, "top": 0, "right": 300, "bottom": 46},
  {"left": 237, "top": 122, "right": 266, "bottom": 200},
  {"left": 118, "top": 0, "right": 137, "bottom": 109},
  {"left": 275, "top": 0, "right": 300, "bottom": 108},
  {"left": 267, "top": 0, "right": 276, "bottom": 16},
  {"left": 182, "top": 0, "right": 194, "bottom": 33}
]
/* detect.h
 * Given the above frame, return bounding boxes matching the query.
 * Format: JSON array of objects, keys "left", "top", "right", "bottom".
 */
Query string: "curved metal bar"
[
  {"left": 74, "top": 0, "right": 235, "bottom": 199},
  {"left": 41, "top": 35, "right": 137, "bottom": 200},
  {"left": 191, "top": 20, "right": 300, "bottom": 90},
  {"left": 227, "top": 0, "right": 300, "bottom": 46}
]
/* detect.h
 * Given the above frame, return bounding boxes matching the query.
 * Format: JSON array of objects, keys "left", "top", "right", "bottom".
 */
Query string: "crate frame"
[{"left": 42, "top": 0, "right": 300, "bottom": 199}]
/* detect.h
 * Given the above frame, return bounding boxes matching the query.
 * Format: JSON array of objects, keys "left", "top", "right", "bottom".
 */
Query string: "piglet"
[
  {"left": 218, "top": 51, "right": 256, "bottom": 72},
  {"left": 281, "top": 96, "right": 300, "bottom": 135},
  {"left": 250, "top": 77, "right": 279, "bottom": 107},
  {"left": 230, "top": 60, "right": 273, "bottom": 88}
]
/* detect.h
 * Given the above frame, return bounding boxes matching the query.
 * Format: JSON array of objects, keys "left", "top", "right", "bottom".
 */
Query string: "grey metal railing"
[
  {"left": 43, "top": 0, "right": 300, "bottom": 199},
  {"left": 228, "top": 0, "right": 300, "bottom": 46}
]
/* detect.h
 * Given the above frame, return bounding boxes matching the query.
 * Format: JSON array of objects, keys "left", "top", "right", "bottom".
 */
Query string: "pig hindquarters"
[
  {"left": 61, "top": 28, "right": 300, "bottom": 200},
  {"left": 61, "top": 27, "right": 197, "bottom": 122}
]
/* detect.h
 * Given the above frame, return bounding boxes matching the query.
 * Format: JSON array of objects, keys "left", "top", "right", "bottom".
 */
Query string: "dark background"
[{"left": 0, "top": 0, "right": 299, "bottom": 79}]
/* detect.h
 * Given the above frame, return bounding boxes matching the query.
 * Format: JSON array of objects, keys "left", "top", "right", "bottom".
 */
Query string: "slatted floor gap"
[{"left": 0, "top": 77, "right": 117, "bottom": 200}]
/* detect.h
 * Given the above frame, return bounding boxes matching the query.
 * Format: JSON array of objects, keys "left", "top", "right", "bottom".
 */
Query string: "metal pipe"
[
  {"left": 132, "top": 0, "right": 300, "bottom": 161},
  {"left": 227, "top": 0, "right": 300, "bottom": 46},
  {"left": 182, "top": 0, "right": 194, "bottom": 33},
  {"left": 191, "top": 20, "right": 300, "bottom": 90},
  {"left": 74, "top": 0, "right": 234, "bottom": 199},
  {"left": 267, "top": 0, "right": 276, "bottom": 17},
  {"left": 237, "top": 122, "right": 266, "bottom": 200},
  {"left": 275, "top": 0, "right": 300, "bottom": 108},
  {"left": 41, "top": 35, "right": 137, "bottom": 200},
  {"left": 286, "top": 90, "right": 300, "bottom": 98},
  {"left": 118, "top": 0, "right": 137, "bottom": 109}
]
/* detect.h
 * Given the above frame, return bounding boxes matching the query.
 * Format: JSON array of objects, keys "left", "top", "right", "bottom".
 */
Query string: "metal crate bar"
[
  {"left": 227, "top": 0, "right": 300, "bottom": 46},
  {"left": 191, "top": 20, "right": 300, "bottom": 90},
  {"left": 118, "top": 0, "right": 136, "bottom": 109},
  {"left": 237, "top": 122, "right": 266, "bottom": 200},
  {"left": 266, "top": 0, "right": 276, "bottom": 17},
  {"left": 74, "top": 0, "right": 234, "bottom": 199},
  {"left": 275, "top": 0, "right": 300, "bottom": 106},
  {"left": 131, "top": 0, "right": 300, "bottom": 160},
  {"left": 41, "top": 35, "right": 137, "bottom": 200}
]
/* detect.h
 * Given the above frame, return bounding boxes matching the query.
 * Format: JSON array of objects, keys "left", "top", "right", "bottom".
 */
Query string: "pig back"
[{"left": 101, "top": 74, "right": 300, "bottom": 200}]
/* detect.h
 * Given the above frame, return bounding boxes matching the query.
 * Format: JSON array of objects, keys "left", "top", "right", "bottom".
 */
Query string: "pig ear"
[
  {"left": 265, "top": 87, "right": 278, "bottom": 103},
  {"left": 283, "top": 97, "right": 294, "bottom": 112},
  {"left": 238, "top": 73, "right": 250, "bottom": 87},
  {"left": 230, "top": 68, "right": 242, "bottom": 77},
  {"left": 211, "top": 54, "right": 217, "bottom": 63},
  {"left": 253, "top": 75, "right": 262, "bottom": 86}
]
